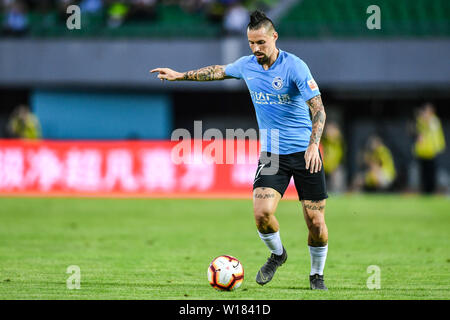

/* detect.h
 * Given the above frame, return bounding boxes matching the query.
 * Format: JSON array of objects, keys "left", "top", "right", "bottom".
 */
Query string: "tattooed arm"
[
  {"left": 182, "top": 65, "right": 232, "bottom": 81},
  {"left": 150, "top": 65, "right": 231, "bottom": 81},
  {"left": 308, "top": 94, "right": 326, "bottom": 146},
  {"left": 305, "top": 94, "right": 326, "bottom": 174}
]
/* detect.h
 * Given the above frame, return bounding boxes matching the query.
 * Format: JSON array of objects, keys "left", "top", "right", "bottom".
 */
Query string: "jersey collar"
[{"left": 257, "top": 48, "right": 282, "bottom": 71}]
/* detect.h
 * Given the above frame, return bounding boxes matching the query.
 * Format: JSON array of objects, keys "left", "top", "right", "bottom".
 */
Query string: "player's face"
[{"left": 247, "top": 27, "right": 278, "bottom": 65}]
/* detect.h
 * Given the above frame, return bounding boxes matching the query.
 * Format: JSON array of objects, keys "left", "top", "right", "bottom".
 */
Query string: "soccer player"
[{"left": 151, "top": 10, "right": 329, "bottom": 290}]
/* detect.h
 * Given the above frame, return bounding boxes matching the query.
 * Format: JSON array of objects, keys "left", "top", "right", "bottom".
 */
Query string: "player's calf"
[
  {"left": 302, "top": 199, "right": 329, "bottom": 290},
  {"left": 307, "top": 217, "right": 328, "bottom": 247},
  {"left": 253, "top": 187, "right": 286, "bottom": 285},
  {"left": 302, "top": 200, "right": 328, "bottom": 246}
]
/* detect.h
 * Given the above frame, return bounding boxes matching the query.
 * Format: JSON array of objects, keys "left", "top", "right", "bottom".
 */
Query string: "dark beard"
[{"left": 256, "top": 55, "right": 269, "bottom": 65}]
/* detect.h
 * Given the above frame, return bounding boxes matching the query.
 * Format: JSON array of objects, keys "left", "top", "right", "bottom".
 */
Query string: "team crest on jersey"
[{"left": 272, "top": 77, "right": 284, "bottom": 90}]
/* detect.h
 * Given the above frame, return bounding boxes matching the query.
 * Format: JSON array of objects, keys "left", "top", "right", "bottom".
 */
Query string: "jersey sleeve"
[
  {"left": 224, "top": 56, "right": 248, "bottom": 79},
  {"left": 292, "top": 58, "right": 321, "bottom": 101}
]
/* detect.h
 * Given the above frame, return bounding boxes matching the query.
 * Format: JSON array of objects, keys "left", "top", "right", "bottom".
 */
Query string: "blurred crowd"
[
  {"left": 321, "top": 102, "right": 446, "bottom": 195},
  {"left": 6, "top": 104, "right": 41, "bottom": 139},
  {"left": 1, "top": 0, "right": 277, "bottom": 36}
]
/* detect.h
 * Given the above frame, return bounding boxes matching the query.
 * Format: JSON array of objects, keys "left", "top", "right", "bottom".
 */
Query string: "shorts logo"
[
  {"left": 272, "top": 77, "right": 284, "bottom": 90},
  {"left": 254, "top": 163, "right": 266, "bottom": 183}
]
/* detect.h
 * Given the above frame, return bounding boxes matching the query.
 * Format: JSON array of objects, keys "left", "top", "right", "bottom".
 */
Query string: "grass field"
[{"left": 0, "top": 194, "right": 449, "bottom": 300}]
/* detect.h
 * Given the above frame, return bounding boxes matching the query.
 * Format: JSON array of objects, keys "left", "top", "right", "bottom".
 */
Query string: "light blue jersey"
[{"left": 225, "top": 49, "right": 320, "bottom": 154}]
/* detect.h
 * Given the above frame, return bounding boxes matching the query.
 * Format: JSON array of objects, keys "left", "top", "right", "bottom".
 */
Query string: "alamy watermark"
[
  {"left": 366, "top": 5, "right": 381, "bottom": 30},
  {"left": 65, "top": 6, "right": 381, "bottom": 34},
  {"left": 66, "top": 265, "right": 81, "bottom": 289},
  {"left": 66, "top": 5, "right": 81, "bottom": 30},
  {"left": 171, "top": 121, "right": 280, "bottom": 175},
  {"left": 366, "top": 265, "right": 381, "bottom": 289}
]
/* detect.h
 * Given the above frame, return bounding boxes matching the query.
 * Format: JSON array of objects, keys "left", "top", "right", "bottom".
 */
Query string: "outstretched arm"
[
  {"left": 304, "top": 94, "right": 326, "bottom": 174},
  {"left": 150, "top": 65, "right": 231, "bottom": 81}
]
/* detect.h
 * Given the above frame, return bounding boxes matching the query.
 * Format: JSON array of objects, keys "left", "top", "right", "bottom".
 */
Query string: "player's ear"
[{"left": 273, "top": 31, "right": 278, "bottom": 41}]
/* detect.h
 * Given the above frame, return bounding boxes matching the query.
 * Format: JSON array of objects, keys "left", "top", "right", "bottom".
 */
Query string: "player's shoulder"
[
  {"left": 232, "top": 54, "right": 255, "bottom": 65},
  {"left": 281, "top": 50, "right": 311, "bottom": 78},
  {"left": 281, "top": 50, "right": 308, "bottom": 68}
]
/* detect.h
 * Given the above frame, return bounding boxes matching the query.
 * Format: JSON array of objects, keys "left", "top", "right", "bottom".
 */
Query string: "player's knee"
[
  {"left": 309, "top": 215, "right": 326, "bottom": 235},
  {"left": 253, "top": 207, "right": 274, "bottom": 230},
  {"left": 311, "top": 215, "right": 324, "bottom": 228}
]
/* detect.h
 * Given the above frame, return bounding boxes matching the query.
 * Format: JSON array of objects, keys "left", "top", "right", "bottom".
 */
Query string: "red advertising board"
[{"left": 0, "top": 139, "right": 298, "bottom": 199}]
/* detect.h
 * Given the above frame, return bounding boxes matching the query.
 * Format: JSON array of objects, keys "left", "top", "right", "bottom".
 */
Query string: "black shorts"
[{"left": 253, "top": 151, "right": 328, "bottom": 201}]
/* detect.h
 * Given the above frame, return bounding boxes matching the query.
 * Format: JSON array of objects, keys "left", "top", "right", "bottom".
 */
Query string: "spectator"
[
  {"left": 321, "top": 121, "right": 345, "bottom": 193},
  {"left": 179, "top": 0, "right": 206, "bottom": 14},
  {"left": 56, "top": 0, "right": 76, "bottom": 22},
  {"left": 413, "top": 102, "right": 446, "bottom": 194},
  {"left": 23, "top": 0, "right": 52, "bottom": 12},
  {"left": 80, "top": 0, "right": 104, "bottom": 14},
  {"left": 223, "top": 0, "right": 248, "bottom": 35},
  {"left": 204, "top": 0, "right": 227, "bottom": 23},
  {"left": 7, "top": 104, "right": 42, "bottom": 139},
  {"left": 2, "top": 0, "right": 29, "bottom": 36},
  {"left": 106, "top": 0, "right": 129, "bottom": 28},
  {"left": 353, "top": 135, "right": 396, "bottom": 192},
  {"left": 128, "top": 0, "right": 157, "bottom": 21}
]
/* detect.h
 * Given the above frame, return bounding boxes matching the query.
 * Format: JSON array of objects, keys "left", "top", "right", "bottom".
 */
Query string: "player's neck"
[{"left": 263, "top": 48, "right": 280, "bottom": 71}]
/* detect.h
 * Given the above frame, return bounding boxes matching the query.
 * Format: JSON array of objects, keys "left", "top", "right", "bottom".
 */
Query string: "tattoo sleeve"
[
  {"left": 306, "top": 94, "right": 326, "bottom": 146},
  {"left": 182, "top": 65, "right": 230, "bottom": 81}
]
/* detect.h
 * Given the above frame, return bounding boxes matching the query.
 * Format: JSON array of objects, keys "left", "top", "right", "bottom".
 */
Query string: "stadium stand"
[
  {"left": 278, "top": 0, "right": 450, "bottom": 38},
  {"left": 1, "top": 0, "right": 448, "bottom": 38}
]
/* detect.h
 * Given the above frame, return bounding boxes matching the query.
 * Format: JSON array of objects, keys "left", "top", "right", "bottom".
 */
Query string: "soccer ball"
[{"left": 207, "top": 255, "right": 244, "bottom": 291}]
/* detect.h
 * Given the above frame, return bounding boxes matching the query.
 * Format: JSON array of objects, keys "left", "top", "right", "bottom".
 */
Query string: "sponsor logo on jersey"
[
  {"left": 307, "top": 79, "right": 318, "bottom": 91},
  {"left": 249, "top": 90, "right": 292, "bottom": 105}
]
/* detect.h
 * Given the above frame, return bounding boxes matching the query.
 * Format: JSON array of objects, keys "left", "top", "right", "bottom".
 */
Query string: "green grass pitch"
[{"left": 0, "top": 195, "right": 449, "bottom": 300}]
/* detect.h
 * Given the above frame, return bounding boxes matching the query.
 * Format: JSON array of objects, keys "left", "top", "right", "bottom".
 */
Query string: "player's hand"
[
  {"left": 305, "top": 143, "right": 322, "bottom": 174},
  {"left": 150, "top": 68, "right": 183, "bottom": 81}
]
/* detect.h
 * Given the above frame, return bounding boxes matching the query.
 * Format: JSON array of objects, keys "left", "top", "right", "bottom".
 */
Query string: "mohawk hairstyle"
[{"left": 247, "top": 10, "right": 275, "bottom": 32}]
